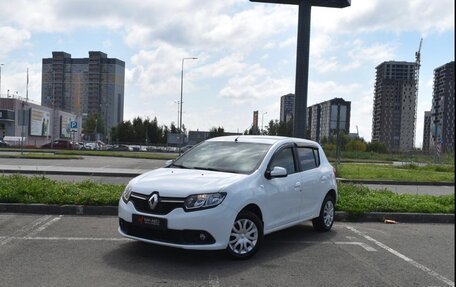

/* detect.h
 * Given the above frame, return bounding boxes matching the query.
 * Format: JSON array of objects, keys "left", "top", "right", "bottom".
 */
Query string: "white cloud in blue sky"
[{"left": 0, "top": 0, "right": 454, "bottom": 146}]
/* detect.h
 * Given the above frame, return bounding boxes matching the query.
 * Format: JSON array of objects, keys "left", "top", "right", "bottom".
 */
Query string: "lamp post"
[
  {"left": 179, "top": 57, "right": 197, "bottom": 155},
  {"left": 0, "top": 63, "right": 4, "bottom": 97},
  {"left": 174, "top": 100, "right": 180, "bottom": 128},
  {"left": 261, "top": 112, "right": 267, "bottom": 135}
]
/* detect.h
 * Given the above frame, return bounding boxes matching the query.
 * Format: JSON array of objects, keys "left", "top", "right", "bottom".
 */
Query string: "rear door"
[{"left": 296, "top": 146, "right": 323, "bottom": 220}]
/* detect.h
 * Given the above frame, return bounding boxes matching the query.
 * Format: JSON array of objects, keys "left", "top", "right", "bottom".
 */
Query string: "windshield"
[{"left": 171, "top": 141, "right": 271, "bottom": 174}]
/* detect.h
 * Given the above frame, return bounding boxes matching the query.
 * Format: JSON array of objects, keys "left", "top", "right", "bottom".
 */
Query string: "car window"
[
  {"left": 297, "top": 147, "right": 318, "bottom": 171},
  {"left": 269, "top": 147, "right": 296, "bottom": 175}
]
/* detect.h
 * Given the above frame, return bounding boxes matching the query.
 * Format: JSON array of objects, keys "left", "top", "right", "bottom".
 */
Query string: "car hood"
[{"left": 129, "top": 168, "right": 248, "bottom": 197}]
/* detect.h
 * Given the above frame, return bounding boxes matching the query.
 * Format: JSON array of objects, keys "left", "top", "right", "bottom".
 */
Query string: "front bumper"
[{"left": 118, "top": 199, "right": 236, "bottom": 250}]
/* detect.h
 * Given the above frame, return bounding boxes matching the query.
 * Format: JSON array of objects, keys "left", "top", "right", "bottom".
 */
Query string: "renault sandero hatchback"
[{"left": 119, "top": 136, "right": 337, "bottom": 259}]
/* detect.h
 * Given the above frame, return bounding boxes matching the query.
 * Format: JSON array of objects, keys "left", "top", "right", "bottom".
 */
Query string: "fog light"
[{"left": 199, "top": 233, "right": 206, "bottom": 241}]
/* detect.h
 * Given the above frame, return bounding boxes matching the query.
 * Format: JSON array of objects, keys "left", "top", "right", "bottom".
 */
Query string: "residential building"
[
  {"left": 306, "top": 98, "right": 351, "bottom": 142},
  {"left": 41, "top": 51, "right": 125, "bottom": 137},
  {"left": 280, "top": 93, "right": 295, "bottom": 123},
  {"left": 371, "top": 61, "right": 418, "bottom": 152},
  {"left": 422, "top": 111, "right": 431, "bottom": 152},
  {"left": 430, "top": 61, "right": 455, "bottom": 153}
]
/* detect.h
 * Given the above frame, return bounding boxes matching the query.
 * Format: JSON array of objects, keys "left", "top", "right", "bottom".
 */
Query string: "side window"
[
  {"left": 297, "top": 147, "right": 318, "bottom": 171},
  {"left": 269, "top": 147, "right": 296, "bottom": 175}
]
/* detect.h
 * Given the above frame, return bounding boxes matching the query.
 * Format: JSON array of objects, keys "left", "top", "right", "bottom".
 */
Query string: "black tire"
[
  {"left": 312, "top": 194, "right": 335, "bottom": 232},
  {"left": 226, "top": 211, "right": 263, "bottom": 259}
]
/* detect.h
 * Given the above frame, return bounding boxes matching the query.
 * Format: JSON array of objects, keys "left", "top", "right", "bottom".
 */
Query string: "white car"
[{"left": 118, "top": 136, "right": 337, "bottom": 259}]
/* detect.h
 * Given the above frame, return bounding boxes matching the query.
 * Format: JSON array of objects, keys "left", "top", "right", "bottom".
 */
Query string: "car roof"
[{"left": 206, "top": 135, "right": 320, "bottom": 148}]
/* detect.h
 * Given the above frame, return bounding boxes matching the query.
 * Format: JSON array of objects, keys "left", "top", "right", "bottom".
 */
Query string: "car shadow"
[{"left": 102, "top": 223, "right": 338, "bottom": 280}]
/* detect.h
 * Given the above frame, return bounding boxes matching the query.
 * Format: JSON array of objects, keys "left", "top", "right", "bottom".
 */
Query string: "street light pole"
[
  {"left": 179, "top": 57, "right": 197, "bottom": 155},
  {"left": 261, "top": 112, "right": 267, "bottom": 135},
  {"left": 0, "top": 63, "right": 4, "bottom": 97}
]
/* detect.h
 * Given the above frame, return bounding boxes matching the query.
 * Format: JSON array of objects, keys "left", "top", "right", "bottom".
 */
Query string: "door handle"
[{"left": 294, "top": 182, "right": 302, "bottom": 191}]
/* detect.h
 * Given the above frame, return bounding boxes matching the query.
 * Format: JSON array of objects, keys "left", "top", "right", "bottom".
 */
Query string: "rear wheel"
[
  {"left": 226, "top": 211, "right": 263, "bottom": 259},
  {"left": 312, "top": 195, "right": 335, "bottom": 232}
]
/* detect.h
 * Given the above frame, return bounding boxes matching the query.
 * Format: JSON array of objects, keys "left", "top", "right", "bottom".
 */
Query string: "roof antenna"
[{"left": 235, "top": 135, "right": 241, "bottom": 142}]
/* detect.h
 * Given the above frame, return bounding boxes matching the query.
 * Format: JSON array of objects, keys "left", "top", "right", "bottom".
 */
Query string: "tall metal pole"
[
  {"left": 0, "top": 64, "right": 4, "bottom": 98},
  {"left": 293, "top": 1, "right": 311, "bottom": 138},
  {"left": 179, "top": 57, "right": 197, "bottom": 155},
  {"left": 261, "top": 112, "right": 267, "bottom": 135}
]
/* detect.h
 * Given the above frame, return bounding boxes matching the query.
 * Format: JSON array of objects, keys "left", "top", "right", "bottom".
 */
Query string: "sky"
[{"left": 0, "top": 0, "right": 454, "bottom": 147}]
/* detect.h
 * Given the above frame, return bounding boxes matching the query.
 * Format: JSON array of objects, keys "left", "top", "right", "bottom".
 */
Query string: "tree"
[
  {"left": 367, "top": 141, "right": 388, "bottom": 153},
  {"left": 345, "top": 140, "right": 367, "bottom": 152},
  {"left": 83, "top": 113, "right": 105, "bottom": 141},
  {"left": 209, "top": 126, "right": 225, "bottom": 138}
]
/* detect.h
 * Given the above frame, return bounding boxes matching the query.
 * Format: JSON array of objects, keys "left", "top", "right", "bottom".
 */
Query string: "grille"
[
  {"left": 129, "top": 192, "right": 185, "bottom": 215},
  {"left": 119, "top": 219, "right": 215, "bottom": 245}
]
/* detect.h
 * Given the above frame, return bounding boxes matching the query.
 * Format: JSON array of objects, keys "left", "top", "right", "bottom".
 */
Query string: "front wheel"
[
  {"left": 312, "top": 195, "right": 335, "bottom": 232},
  {"left": 226, "top": 211, "right": 263, "bottom": 259}
]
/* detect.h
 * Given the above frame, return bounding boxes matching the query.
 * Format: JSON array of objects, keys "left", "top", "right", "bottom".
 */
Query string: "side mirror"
[
  {"left": 265, "top": 166, "right": 288, "bottom": 180},
  {"left": 165, "top": 159, "right": 174, "bottom": 167}
]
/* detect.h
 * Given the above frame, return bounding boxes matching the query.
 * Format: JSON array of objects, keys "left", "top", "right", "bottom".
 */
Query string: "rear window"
[{"left": 297, "top": 147, "right": 319, "bottom": 171}]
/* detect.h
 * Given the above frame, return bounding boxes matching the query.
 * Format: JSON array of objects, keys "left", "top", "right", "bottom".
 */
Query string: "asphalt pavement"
[{"left": 0, "top": 214, "right": 453, "bottom": 287}]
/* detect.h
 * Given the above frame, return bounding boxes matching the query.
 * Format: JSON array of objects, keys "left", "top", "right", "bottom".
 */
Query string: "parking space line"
[
  {"left": 16, "top": 236, "right": 131, "bottom": 242},
  {"left": 26, "top": 215, "right": 63, "bottom": 237},
  {"left": 346, "top": 225, "right": 455, "bottom": 287},
  {"left": 0, "top": 215, "right": 52, "bottom": 247},
  {"left": 335, "top": 241, "right": 377, "bottom": 252}
]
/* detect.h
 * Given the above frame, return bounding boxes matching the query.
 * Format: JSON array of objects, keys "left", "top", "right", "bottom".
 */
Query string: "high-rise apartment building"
[
  {"left": 430, "top": 61, "right": 455, "bottom": 153},
  {"left": 280, "top": 93, "right": 295, "bottom": 123},
  {"left": 371, "top": 61, "right": 418, "bottom": 152},
  {"left": 42, "top": 51, "right": 125, "bottom": 135},
  {"left": 422, "top": 111, "right": 431, "bottom": 152},
  {"left": 306, "top": 98, "right": 351, "bottom": 142}
]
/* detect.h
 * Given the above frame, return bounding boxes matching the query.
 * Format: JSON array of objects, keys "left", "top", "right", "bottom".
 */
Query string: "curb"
[
  {"left": 0, "top": 203, "right": 453, "bottom": 223},
  {"left": 338, "top": 179, "right": 454, "bottom": 186},
  {"left": 0, "top": 169, "right": 141, "bottom": 178}
]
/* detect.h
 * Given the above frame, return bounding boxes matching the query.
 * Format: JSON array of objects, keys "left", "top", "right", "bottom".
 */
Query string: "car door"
[
  {"left": 263, "top": 145, "right": 302, "bottom": 229},
  {"left": 296, "top": 146, "right": 323, "bottom": 220}
]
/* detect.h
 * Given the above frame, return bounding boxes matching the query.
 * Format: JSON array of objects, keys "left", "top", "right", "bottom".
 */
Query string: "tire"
[
  {"left": 312, "top": 194, "right": 335, "bottom": 232},
  {"left": 226, "top": 211, "right": 263, "bottom": 259}
]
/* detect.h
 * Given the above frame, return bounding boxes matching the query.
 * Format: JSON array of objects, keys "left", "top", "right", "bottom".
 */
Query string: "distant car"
[
  {"left": 41, "top": 140, "right": 74, "bottom": 149},
  {"left": 107, "top": 144, "right": 130, "bottom": 151},
  {"left": 181, "top": 145, "right": 193, "bottom": 153},
  {"left": 119, "top": 136, "right": 337, "bottom": 259},
  {"left": 0, "top": 140, "right": 10, "bottom": 148}
]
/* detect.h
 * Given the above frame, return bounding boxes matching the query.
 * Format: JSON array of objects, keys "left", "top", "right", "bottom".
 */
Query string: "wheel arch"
[
  {"left": 239, "top": 204, "right": 264, "bottom": 225},
  {"left": 326, "top": 189, "right": 337, "bottom": 203}
]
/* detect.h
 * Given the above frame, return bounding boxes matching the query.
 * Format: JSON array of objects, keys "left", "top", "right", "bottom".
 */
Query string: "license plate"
[{"left": 132, "top": 214, "right": 167, "bottom": 230}]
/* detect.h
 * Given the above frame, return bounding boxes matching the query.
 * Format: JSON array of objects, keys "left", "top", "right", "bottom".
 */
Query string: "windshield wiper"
[
  {"left": 192, "top": 166, "right": 221, "bottom": 172},
  {"left": 170, "top": 163, "right": 190, "bottom": 169}
]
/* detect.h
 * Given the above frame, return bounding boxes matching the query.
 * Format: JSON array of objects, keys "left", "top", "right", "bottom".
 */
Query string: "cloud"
[
  {"left": 312, "top": 0, "right": 454, "bottom": 35},
  {"left": 0, "top": 27, "right": 31, "bottom": 59}
]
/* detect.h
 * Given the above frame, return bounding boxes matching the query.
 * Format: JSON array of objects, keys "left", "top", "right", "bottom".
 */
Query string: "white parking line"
[
  {"left": 26, "top": 215, "right": 63, "bottom": 237},
  {"left": 0, "top": 215, "right": 52, "bottom": 247},
  {"left": 335, "top": 241, "right": 377, "bottom": 252},
  {"left": 346, "top": 225, "right": 455, "bottom": 287},
  {"left": 17, "top": 236, "right": 131, "bottom": 242}
]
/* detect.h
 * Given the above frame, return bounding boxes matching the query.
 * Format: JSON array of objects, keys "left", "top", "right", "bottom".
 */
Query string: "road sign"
[{"left": 70, "top": 121, "right": 78, "bottom": 132}]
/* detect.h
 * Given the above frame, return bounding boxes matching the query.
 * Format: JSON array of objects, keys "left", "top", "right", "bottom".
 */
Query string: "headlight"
[
  {"left": 184, "top": 192, "right": 227, "bottom": 211},
  {"left": 122, "top": 185, "right": 133, "bottom": 202}
]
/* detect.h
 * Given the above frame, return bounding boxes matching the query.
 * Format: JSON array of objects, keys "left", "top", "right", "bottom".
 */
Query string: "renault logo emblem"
[{"left": 148, "top": 193, "right": 159, "bottom": 210}]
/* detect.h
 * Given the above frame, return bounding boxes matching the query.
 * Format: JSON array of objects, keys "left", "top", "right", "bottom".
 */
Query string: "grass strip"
[
  {"left": 338, "top": 184, "right": 454, "bottom": 215},
  {"left": 0, "top": 153, "right": 82, "bottom": 160},
  {"left": 336, "top": 163, "right": 454, "bottom": 183},
  {"left": 0, "top": 175, "right": 123, "bottom": 206},
  {"left": 0, "top": 175, "right": 454, "bottom": 215}
]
